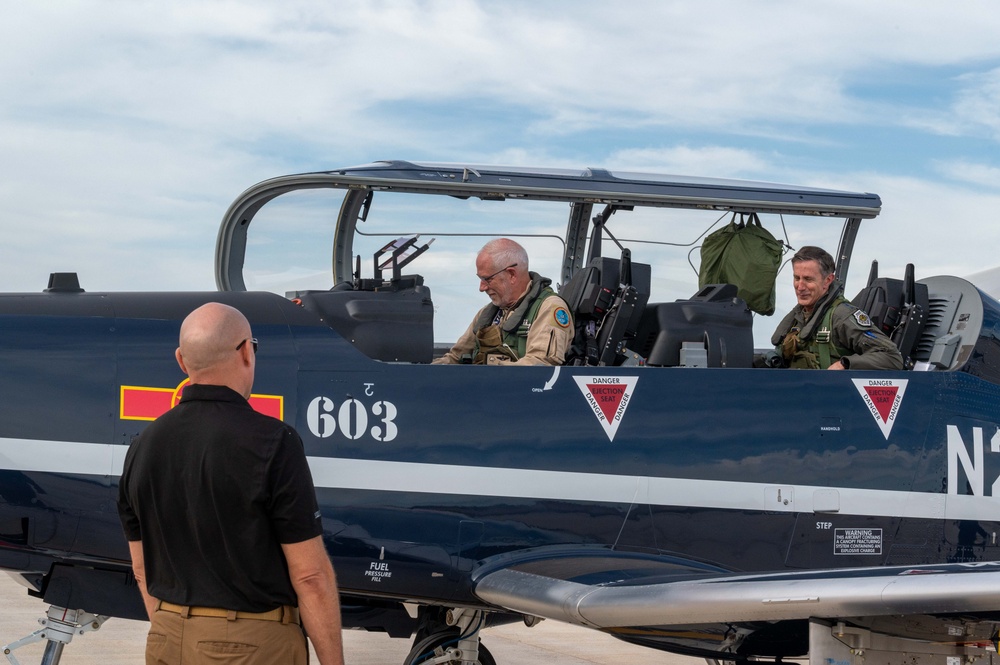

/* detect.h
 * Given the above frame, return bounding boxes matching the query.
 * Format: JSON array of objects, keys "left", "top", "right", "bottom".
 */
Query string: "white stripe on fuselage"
[{"left": 0, "top": 437, "right": 990, "bottom": 521}]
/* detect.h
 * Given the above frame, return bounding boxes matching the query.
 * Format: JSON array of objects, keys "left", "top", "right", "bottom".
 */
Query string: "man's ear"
[
  {"left": 175, "top": 348, "right": 188, "bottom": 375},
  {"left": 239, "top": 342, "right": 254, "bottom": 367}
]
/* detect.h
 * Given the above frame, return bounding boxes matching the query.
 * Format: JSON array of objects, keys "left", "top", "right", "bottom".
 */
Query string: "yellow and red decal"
[{"left": 120, "top": 379, "right": 284, "bottom": 421}]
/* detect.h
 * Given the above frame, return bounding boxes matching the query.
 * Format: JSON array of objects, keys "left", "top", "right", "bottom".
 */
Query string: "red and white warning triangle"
[
  {"left": 574, "top": 376, "right": 639, "bottom": 442},
  {"left": 852, "top": 378, "right": 908, "bottom": 440}
]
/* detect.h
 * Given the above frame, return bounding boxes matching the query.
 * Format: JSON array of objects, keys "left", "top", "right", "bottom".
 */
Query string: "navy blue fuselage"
[{"left": 2, "top": 288, "right": 1000, "bottom": 636}]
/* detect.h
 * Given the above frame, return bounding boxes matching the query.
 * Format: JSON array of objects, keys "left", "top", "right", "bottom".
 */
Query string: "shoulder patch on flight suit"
[
  {"left": 853, "top": 309, "right": 873, "bottom": 327},
  {"left": 553, "top": 308, "right": 571, "bottom": 328}
]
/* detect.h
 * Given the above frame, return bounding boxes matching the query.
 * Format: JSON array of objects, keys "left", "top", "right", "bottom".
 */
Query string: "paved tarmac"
[{"left": 0, "top": 572, "right": 701, "bottom": 665}]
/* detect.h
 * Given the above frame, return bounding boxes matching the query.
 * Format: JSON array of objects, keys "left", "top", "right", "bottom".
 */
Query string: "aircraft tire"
[{"left": 404, "top": 628, "right": 496, "bottom": 665}]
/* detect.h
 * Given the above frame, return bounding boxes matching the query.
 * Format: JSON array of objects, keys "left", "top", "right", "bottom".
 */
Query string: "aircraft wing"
[{"left": 473, "top": 553, "right": 1000, "bottom": 628}]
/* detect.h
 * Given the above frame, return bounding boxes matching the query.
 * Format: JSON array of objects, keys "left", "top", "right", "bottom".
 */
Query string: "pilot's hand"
[{"left": 827, "top": 360, "right": 846, "bottom": 370}]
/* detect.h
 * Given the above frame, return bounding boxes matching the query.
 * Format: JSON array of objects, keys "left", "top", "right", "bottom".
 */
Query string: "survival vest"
[
  {"left": 468, "top": 273, "right": 557, "bottom": 364},
  {"left": 772, "top": 282, "right": 853, "bottom": 369}
]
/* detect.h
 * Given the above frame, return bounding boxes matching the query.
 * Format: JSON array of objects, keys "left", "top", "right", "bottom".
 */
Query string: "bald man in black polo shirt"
[{"left": 118, "top": 302, "right": 344, "bottom": 665}]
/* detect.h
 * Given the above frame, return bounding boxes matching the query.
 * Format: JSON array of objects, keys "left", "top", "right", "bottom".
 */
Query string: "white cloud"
[
  {"left": 946, "top": 68, "right": 1000, "bottom": 139},
  {"left": 932, "top": 159, "right": 1000, "bottom": 189},
  {"left": 830, "top": 173, "right": 1000, "bottom": 281},
  {"left": 7, "top": 1, "right": 1000, "bottom": 141},
  {"left": 3, "top": 0, "right": 1000, "bottom": 308}
]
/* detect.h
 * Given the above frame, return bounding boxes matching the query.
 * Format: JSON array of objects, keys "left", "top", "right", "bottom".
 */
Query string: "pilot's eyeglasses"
[
  {"left": 235, "top": 338, "right": 258, "bottom": 354},
  {"left": 478, "top": 263, "right": 517, "bottom": 285}
]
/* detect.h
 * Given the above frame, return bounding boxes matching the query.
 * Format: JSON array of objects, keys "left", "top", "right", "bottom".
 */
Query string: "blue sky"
[{"left": 4, "top": 1, "right": 1000, "bottom": 341}]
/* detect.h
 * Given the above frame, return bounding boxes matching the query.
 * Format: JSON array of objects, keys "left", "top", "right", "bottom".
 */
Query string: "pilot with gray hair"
[
  {"left": 772, "top": 245, "right": 903, "bottom": 370},
  {"left": 434, "top": 238, "right": 574, "bottom": 365}
]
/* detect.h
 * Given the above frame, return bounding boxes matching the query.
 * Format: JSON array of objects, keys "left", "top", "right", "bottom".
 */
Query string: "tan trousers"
[{"left": 146, "top": 606, "right": 308, "bottom": 664}]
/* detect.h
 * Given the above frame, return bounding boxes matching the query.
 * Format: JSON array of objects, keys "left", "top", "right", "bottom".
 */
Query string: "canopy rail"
[{"left": 216, "top": 163, "right": 880, "bottom": 293}]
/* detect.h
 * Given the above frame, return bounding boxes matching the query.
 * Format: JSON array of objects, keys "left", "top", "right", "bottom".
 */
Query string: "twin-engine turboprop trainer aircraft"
[{"left": 3, "top": 161, "right": 1000, "bottom": 665}]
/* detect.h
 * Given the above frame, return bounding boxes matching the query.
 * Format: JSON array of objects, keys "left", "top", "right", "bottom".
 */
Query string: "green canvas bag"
[{"left": 698, "top": 212, "right": 784, "bottom": 315}]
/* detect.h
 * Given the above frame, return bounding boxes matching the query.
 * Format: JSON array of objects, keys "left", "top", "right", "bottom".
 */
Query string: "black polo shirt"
[{"left": 118, "top": 384, "right": 322, "bottom": 612}]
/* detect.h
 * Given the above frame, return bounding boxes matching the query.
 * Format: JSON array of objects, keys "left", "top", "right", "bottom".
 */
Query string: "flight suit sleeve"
[
  {"left": 432, "top": 309, "right": 484, "bottom": 365},
  {"left": 832, "top": 306, "right": 904, "bottom": 370},
  {"left": 490, "top": 296, "right": 574, "bottom": 366}
]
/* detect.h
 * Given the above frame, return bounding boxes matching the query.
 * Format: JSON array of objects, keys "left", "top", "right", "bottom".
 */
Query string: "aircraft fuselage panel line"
[{"left": 0, "top": 437, "right": 985, "bottom": 521}]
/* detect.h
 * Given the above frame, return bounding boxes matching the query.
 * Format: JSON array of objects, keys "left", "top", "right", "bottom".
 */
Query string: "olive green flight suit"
[{"left": 771, "top": 281, "right": 903, "bottom": 370}]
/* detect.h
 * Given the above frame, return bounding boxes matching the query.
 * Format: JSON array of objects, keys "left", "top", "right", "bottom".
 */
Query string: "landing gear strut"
[
  {"left": 2, "top": 605, "right": 107, "bottom": 665},
  {"left": 404, "top": 609, "right": 496, "bottom": 665}
]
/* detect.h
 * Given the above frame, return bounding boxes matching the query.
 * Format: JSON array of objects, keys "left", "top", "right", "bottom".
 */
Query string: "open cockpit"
[{"left": 215, "top": 161, "right": 1000, "bottom": 382}]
